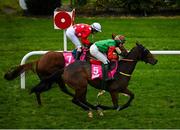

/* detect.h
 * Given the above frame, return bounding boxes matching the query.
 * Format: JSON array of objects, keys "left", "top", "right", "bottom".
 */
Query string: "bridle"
[{"left": 120, "top": 58, "right": 135, "bottom": 62}]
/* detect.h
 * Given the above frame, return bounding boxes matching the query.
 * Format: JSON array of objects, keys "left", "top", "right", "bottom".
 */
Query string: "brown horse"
[
  {"left": 31, "top": 43, "right": 158, "bottom": 117},
  {"left": 4, "top": 51, "right": 74, "bottom": 100}
]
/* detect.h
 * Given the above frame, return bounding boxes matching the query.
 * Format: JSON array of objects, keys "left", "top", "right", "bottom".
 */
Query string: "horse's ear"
[
  {"left": 136, "top": 41, "right": 142, "bottom": 46},
  {"left": 136, "top": 42, "right": 140, "bottom": 46},
  {"left": 112, "top": 33, "right": 116, "bottom": 39}
]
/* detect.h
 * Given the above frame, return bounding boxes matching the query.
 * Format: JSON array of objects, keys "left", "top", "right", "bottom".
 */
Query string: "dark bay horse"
[{"left": 31, "top": 43, "right": 158, "bottom": 117}]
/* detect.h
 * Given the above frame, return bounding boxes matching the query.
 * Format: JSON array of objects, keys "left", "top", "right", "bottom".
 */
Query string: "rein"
[
  {"left": 120, "top": 58, "right": 135, "bottom": 62},
  {"left": 119, "top": 72, "right": 131, "bottom": 77}
]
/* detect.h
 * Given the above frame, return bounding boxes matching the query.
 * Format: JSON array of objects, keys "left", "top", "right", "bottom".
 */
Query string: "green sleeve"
[{"left": 95, "top": 39, "right": 116, "bottom": 53}]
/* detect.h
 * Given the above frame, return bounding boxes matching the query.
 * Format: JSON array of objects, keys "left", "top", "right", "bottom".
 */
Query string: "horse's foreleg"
[
  {"left": 57, "top": 78, "right": 74, "bottom": 97},
  {"left": 72, "top": 88, "right": 91, "bottom": 110},
  {"left": 72, "top": 98, "right": 92, "bottom": 111},
  {"left": 72, "top": 98, "right": 99, "bottom": 118},
  {"left": 96, "top": 104, "right": 114, "bottom": 110},
  {"left": 119, "top": 88, "right": 134, "bottom": 111},
  {"left": 96, "top": 91, "right": 119, "bottom": 110},
  {"left": 84, "top": 101, "right": 97, "bottom": 110},
  {"left": 96, "top": 90, "right": 106, "bottom": 105},
  {"left": 72, "top": 87, "right": 98, "bottom": 118},
  {"left": 110, "top": 91, "right": 120, "bottom": 110}
]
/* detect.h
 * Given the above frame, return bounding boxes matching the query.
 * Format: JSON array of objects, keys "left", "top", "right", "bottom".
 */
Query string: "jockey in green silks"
[{"left": 90, "top": 35, "right": 128, "bottom": 81}]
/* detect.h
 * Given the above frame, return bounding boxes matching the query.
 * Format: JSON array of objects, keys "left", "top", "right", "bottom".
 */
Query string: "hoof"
[
  {"left": 97, "top": 109, "right": 104, "bottom": 116},
  {"left": 116, "top": 106, "right": 121, "bottom": 111},
  {"left": 97, "top": 107, "right": 104, "bottom": 116},
  {"left": 97, "top": 90, "right": 106, "bottom": 98},
  {"left": 88, "top": 111, "right": 93, "bottom": 118}
]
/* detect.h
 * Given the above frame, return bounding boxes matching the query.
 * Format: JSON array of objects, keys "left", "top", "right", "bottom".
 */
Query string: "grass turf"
[{"left": 0, "top": 15, "right": 180, "bottom": 128}]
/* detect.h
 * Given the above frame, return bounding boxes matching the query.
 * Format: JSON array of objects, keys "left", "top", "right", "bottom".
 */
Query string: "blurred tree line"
[
  {"left": 25, "top": 0, "right": 180, "bottom": 16},
  {"left": 94, "top": 0, "right": 180, "bottom": 16},
  {"left": 25, "top": 0, "right": 61, "bottom": 15}
]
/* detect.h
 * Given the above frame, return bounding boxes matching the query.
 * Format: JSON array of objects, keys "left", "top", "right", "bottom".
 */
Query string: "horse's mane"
[
  {"left": 123, "top": 43, "right": 147, "bottom": 60},
  {"left": 125, "top": 45, "right": 137, "bottom": 58}
]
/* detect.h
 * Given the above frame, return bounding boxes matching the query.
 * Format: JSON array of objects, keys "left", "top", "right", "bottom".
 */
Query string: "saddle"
[{"left": 72, "top": 47, "right": 89, "bottom": 60}]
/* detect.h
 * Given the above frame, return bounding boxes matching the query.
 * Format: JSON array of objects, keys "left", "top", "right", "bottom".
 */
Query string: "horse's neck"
[
  {"left": 119, "top": 47, "right": 140, "bottom": 75},
  {"left": 119, "top": 59, "right": 137, "bottom": 75},
  {"left": 128, "top": 46, "right": 140, "bottom": 61}
]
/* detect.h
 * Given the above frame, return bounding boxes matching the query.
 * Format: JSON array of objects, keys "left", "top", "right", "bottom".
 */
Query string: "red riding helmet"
[{"left": 114, "top": 35, "right": 126, "bottom": 44}]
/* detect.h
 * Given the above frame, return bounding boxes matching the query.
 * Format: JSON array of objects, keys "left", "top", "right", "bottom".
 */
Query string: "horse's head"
[{"left": 135, "top": 43, "right": 158, "bottom": 65}]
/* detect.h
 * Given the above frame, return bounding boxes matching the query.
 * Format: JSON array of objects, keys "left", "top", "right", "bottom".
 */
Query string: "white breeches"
[
  {"left": 66, "top": 26, "right": 82, "bottom": 49},
  {"left": 90, "top": 44, "right": 109, "bottom": 64}
]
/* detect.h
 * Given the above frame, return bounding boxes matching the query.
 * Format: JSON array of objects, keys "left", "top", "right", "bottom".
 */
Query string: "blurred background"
[{"left": 0, "top": 0, "right": 180, "bottom": 16}]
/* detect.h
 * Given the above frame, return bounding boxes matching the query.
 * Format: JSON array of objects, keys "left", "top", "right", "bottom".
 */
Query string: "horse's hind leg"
[
  {"left": 35, "top": 92, "right": 42, "bottom": 105},
  {"left": 30, "top": 81, "right": 53, "bottom": 105},
  {"left": 119, "top": 88, "right": 134, "bottom": 111}
]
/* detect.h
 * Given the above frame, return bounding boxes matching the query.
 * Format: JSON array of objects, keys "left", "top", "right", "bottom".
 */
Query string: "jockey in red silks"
[
  {"left": 66, "top": 23, "right": 102, "bottom": 60},
  {"left": 90, "top": 35, "right": 128, "bottom": 81}
]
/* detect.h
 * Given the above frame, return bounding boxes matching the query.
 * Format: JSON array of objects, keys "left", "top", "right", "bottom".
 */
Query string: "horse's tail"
[
  {"left": 30, "top": 68, "right": 64, "bottom": 94},
  {"left": 4, "top": 61, "right": 38, "bottom": 81}
]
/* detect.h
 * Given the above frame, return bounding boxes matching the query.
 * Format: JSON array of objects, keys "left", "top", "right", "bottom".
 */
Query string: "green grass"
[{"left": 0, "top": 15, "right": 180, "bottom": 129}]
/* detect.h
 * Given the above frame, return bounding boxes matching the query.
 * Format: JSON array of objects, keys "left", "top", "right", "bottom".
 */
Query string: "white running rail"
[{"left": 20, "top": 50, "right": 180, "bottom": 89}]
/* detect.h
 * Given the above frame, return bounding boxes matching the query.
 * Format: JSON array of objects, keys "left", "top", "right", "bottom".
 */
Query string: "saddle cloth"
[
  {"left": 91, "top": 60, "right": 118, "bottom": 80},
  {"left": 63, "top": 52, "right": 75, "bottom": 67},
  {"left": 63, "top": 49, "right": 87, "bottom": 67}
]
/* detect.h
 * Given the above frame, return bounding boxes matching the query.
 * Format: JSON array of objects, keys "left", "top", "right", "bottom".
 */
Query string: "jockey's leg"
[
  {"left": 76, "top": 47, "right": 82, "bottom": 60},
  {"left": 90, "top": 44, "right": 109, "bottom": 64},
  {"left": 66, "top": 26, "right": 82, "bottom": 60},
  {"left": 90, "top": 44, "right": 110, "bottom": 87},
  {"left": 104, "top": 63, "right": 111, "bottom": 81}
]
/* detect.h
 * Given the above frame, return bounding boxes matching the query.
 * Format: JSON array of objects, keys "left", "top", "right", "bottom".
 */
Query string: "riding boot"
[
  {"left": 103, "top": 64, "right": 111, "bottom": 81},
  {"left": 75, "top": 51, "right": 81, "bottom": 60}
]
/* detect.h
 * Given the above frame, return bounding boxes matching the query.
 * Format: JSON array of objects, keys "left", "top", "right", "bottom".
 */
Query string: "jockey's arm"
[
  {"left": 119, "top": 46, "right": 128, "bottom": 57},
  {"left": 115, "top": 47, "right": 121, "bottom": 54},
  {"left": 81, "top": 38, "right": 91, "bottom": 47},
  {"left": 107, "top": 46, "right": 118, "bottom": 60}
]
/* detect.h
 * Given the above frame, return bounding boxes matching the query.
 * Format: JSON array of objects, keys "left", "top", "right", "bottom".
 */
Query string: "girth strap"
[{"left": 119, "top": 72, "right": 131, "bottom": 77}]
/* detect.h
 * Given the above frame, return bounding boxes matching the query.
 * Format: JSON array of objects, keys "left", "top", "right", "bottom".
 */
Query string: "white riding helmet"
[{"left": 91, "top": 22, "right": 102, "bottom": 32}]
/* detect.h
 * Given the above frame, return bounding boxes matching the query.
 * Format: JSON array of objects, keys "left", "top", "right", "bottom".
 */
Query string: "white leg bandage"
[
  {"left": 90, "top": 44, "right": 109, "bottom": 64},
  {"left": 66, "top": 26, "right": 82, "bottom": 48}
]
